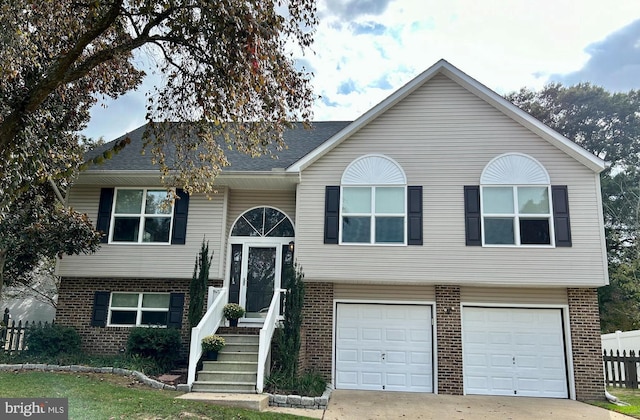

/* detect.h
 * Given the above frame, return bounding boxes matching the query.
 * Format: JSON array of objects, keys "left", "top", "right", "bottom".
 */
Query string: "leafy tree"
[
  {"left": 506, "top": 84, "right": 640, "bottom": 332},
  {"left": 0, "top": 186, "right": 101, "bottom": 300},
  {"left": 507, "top": 84, "right": 640, "bottom": 167},
  {"left": 0, "top": 1, "right": 317, "bottom": 300},
  {"left": 0, "top": 0, "right": 317, "bottom": 218}
]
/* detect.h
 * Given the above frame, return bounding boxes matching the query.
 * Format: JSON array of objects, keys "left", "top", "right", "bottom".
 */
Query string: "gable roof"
[
  {"left": 86, "top": 121, "right": 351, "bottom": 173},
  {"left": 287, "top": 59, "right": 607, "bottom": 174}
]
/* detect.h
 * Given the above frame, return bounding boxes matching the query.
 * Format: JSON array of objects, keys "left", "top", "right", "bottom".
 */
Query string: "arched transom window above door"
[{"left": 231, "top": 207, "right": 294, "bottom": 237}]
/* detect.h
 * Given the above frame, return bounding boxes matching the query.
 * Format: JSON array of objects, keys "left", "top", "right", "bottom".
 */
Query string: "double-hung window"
[
  {"left": 342, "top": 186, "right": 405, "bottom": 243},
  {"left": 482, "top": 186, "right": 552, "bottom": 245},
  {"left": 111, "top": 188, "right": 173, "bottom": 243},
  {"left": 340, "top": 155, "right": 407, "bottom": 245},
  {"left": 108, "top": 292, "right": 170, "bottom": 326},
  {"left": 480, "top": 153, "right": 554, "bottom": 247}
]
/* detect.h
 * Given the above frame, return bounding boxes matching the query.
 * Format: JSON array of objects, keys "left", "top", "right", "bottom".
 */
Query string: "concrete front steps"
[{"left": 191, "top": 333, "right": 259, "bottom": 394}]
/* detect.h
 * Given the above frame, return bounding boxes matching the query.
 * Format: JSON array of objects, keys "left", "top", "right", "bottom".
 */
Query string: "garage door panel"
[
  {"left": 338, "top": 326, "right": 358, "bottom": 340},
  {"left": 488, "top": 332, "right": 511, "bottom": 345},
  {"left": 337, "top": 349, "right": 358, "bottom": 362},
  {"left": 410, "top": 329, "right": 431, "bottom": 342},
  {"left": 463, "top": 307, "right": 568, "bottom": 398},
  {"left": 386, "top": 351, "right": 407, "bottom": 364},
  {"left": 386, "top": 329, "right": 407, "bottom": 341},
  {"left": 490, "top": 377, "right": 517, "bottom": 395},
  {"left": 362, "top": 328, "right": 382, "bottom": 341},
  {"left": 410, "top": 351, "right": 431, "bottom": 364},
  {"left": 336, "top": 303, "right": 433, "bottom": 392},
  {"left": 336, "top": 371, "right": 358, "bottom": 387},
  {"left": 386, "top": 373, "right": 408, "bottom": 386},
  {"left": 362, "top": 350, "right": 383, "bottom": 363},
  {"left": 490, "top": 354, "right": 513, "bottom": 368}
]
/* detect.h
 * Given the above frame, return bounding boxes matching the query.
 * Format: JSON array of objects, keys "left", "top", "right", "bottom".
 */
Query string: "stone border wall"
[
  {"left": 0, "top": 363, "right": 332, "bottom": 409},
  {"left": 0, "top": 364, "right": 178, "bottom": 391},
  {"left": 267, "top": 387, "right": 332, "bottom": 410}
]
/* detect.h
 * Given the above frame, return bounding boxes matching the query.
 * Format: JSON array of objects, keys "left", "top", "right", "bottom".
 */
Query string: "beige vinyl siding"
[
  {"left": 296, "top": 74, "right": 607, "bottom": 287},
  {"left": 225, "top": 189, "right": 296, "bottom": 235},
  {"left": 461, "top": 287, "right": 568, "bottom": 305},
  {"left": 334, "top": 283, "right": 435, "bottom": 301},
  {"left": 56, "top": 186, "right": 227, "bottom": 279}
]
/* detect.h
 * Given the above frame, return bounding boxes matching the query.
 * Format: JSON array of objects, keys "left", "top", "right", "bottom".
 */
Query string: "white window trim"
[
  {"left": 339, "top": 154, "right": 408, "bottom": 246},
  {"left": 339, "top": 185, "right": 408, "bottom": 246},
  {"left": 480, "top": 184, "right": 556, "bottom": 248},
  {"left": 107, "top": 292, "right": 170, "bottom": 327},
  {"left": 108, "top": 187, "right": 175, "bottom": 245}
]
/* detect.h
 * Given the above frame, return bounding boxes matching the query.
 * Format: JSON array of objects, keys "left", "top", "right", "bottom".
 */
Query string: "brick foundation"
[
  {"left": 436, "top": 285, "right": 463, "bottom": 395},
  {"left": 568, "top": 288, "right": 604, "bottom": 401},
  {"left": 300, "top": 282, "right": 333, "bottom": 380},
  {"left": 57, "top": 277, "right": 222, "bottom": 359}
]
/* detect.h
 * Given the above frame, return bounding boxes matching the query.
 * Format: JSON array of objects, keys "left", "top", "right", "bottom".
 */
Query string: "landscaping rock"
[
  {"left": 0, "top": 364, "right": 23, "bottom": 371},
  {"left": 176, "top": 384, "right": 191, "bottom": 392}
]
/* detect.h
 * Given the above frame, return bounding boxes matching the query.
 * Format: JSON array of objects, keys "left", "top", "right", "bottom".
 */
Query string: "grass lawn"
[
  {"left": 0, "top": 371, "right": 311, "bottom": 420},
  {"left": 590, "top": 387, "right": 640, "bottom": 419}
]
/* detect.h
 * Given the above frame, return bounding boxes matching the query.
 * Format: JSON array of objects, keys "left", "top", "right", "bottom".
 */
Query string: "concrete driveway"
[{"left": 321, "top": 390, "right": 633, "bottom": 420}]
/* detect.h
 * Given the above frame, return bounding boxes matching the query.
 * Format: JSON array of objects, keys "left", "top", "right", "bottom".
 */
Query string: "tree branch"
[{"left": 0, "top": 0, "right": 124, "bottom": 157}]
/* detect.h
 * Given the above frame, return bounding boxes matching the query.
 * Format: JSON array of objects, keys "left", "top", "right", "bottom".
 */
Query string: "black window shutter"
[
  {"left": 167, "top": 293, "right": 185, "bottom": 328},
  {"left": 552, "top": 185, "right": 572, "bottom": 247},
  {"left": 407, "top": 186, "right": 423, "bottom": 245},
  {"left": 464, "top": 186, "right": 482, "bottom": 246},
  {"left": 324, "top": 186, "right": 340, "bottom": 244},
  {"left": 91, "top": 291, "right": 110, "bottom": 327},
  {"left": 96, "top": 188, "right": 114, "bottom": 243},
  {"left": 171, "top": 189, "right": 189, "bottom": 245}
]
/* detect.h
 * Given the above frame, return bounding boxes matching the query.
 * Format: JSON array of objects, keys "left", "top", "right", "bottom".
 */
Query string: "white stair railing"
[
  {"left": 187, "top": 287, "right": 227, "bottom": 388},
  {"left": 256, "top": 288, "right": 285, "bottom": 393}
]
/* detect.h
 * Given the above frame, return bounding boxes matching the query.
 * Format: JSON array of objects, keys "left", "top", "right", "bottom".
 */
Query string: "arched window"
[
  {"left": 480, "top": 153, "right": 553, "bottom": 246},
  {"left": 340, "top": 154, "right": 407, "bottom": 244},
  {"left": 231, "top": 207, "right": 294, "bottom": 238}
]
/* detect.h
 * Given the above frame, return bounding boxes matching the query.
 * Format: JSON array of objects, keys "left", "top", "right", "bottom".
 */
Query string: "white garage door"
[
  {"left": 335, "top": 303, "right": 433, "bottom": 392},
  {"left": 462, "top": 307, "right": 568, "bottom": 398}
]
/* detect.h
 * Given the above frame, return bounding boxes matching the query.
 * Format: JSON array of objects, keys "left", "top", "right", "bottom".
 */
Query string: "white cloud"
[{"left": 83, "top": 0, "right": 640, "bottom": 139}]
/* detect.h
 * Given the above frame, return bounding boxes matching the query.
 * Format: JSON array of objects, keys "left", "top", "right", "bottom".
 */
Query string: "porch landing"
[
  {"left": 175, "top": 393, "right": 324, "bottom": 417},
  {"left": 176, "top": 392, "right": 269, "bottom": 411}
]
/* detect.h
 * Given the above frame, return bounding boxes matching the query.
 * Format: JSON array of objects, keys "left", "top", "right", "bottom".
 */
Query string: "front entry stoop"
[
  {"left": 191, "top": 334, "right": 260, "bottom": 394},
  {"left": 176, "top": 392, "right": 269, "bottom": 411}
]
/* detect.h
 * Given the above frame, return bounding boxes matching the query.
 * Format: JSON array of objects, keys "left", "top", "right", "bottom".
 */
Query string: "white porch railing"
[
  {"left": 256, "top": 288, "right": 285, "bottom": 393},
  {"left": 187, "top": 287, "right": 227, "bottom": 388}
]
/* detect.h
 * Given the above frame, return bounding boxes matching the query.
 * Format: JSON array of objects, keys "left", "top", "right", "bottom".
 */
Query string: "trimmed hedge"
[
  {"left": 26, "top": 324, "right": 81, "bottom": 357},
  {"left": 126, "top": 327, "right": 181, "bottom": 372}
]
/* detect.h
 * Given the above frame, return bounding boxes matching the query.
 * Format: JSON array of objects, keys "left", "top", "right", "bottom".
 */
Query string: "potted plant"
[
  {"left": 201, "top": 335, "right": 225, "bottom": 361},
  {"left": 223, "top": 303, "right": 245, "bottom": 327}
]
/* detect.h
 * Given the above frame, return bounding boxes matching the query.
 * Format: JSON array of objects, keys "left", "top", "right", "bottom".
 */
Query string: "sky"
[{"left": 82, "top": 0, "right": 640, "bottom": 141}]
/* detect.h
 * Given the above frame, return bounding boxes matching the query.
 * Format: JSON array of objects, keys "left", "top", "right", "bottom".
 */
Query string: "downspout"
[{"left": 605, "top": 389, "right": 629, "bottom": 405}]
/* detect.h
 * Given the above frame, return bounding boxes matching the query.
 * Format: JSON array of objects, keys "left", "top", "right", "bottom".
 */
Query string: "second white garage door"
[
  {"left": 462, "top": 307, "right": 568, "bottom": 398},
  {"left": 335, "top": 303, "right": 433, "bottom": 392}
]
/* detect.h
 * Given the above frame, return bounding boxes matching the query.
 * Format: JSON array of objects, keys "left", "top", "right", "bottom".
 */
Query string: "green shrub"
[
  {"left": 265, "top": 370, "right": 326, "bottom": 397},
  {"left": 189, "top": 239, "right": 212, "bottom": 328},
  {"left": 126, "top": 327, "right": 181, "bottom": 372},
  {"left": 26, "top": 324, "right": 81, "bottom": 357}
]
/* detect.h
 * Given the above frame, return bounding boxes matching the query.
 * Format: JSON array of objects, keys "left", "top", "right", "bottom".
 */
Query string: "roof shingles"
[{"left": 86, "top": 121, "right": 351, "bottom": 172}]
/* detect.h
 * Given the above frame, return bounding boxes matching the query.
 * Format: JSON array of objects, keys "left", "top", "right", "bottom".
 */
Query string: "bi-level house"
[{"left": 56, "top": 60, "right": 607, "bottom": 400}]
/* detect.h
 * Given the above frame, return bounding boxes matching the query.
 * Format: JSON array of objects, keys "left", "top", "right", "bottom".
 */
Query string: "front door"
[
  {"left": 228, "top": 206, "right": 295, "bottom": 324},
  {"left": 241, "top": 245, "right": 280, "bottom": 320}
]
